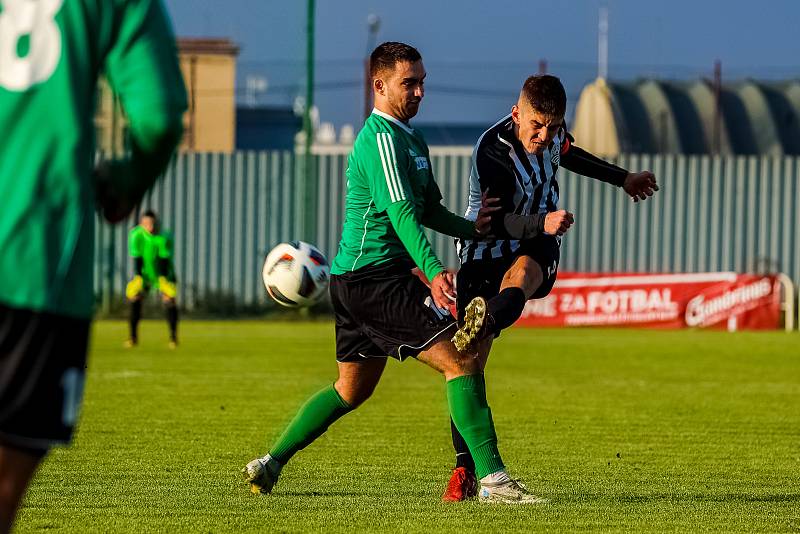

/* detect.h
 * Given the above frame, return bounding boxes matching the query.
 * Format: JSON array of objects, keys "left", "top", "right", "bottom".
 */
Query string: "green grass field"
[{"left": 14, "top": 321, "right": 800, "bottom": 533}]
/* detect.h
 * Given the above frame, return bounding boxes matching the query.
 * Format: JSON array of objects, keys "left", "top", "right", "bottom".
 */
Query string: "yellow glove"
[
  {"left": 158, "top": 276, "right": 177, "bottom": 299},
  {"left": 126, "top": 275, "right": 144, "bottom": 300}
]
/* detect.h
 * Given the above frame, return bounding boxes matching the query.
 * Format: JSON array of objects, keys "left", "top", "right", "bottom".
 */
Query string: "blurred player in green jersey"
[
  {"left": 0, "top": 0, "right": 186, "bottom": 530},
  {"left": 126, "top": 210, "right": 179, "bottom": 348}
]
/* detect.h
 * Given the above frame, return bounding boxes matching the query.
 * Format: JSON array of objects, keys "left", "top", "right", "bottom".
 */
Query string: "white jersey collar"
[{"left": 372, "top": 108, "right": 414, "bottom": 135}]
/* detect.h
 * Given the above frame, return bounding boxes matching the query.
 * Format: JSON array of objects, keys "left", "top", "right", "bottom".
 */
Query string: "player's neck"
[{"left": 373, "top": 105, "right": 410, "bottom": 126}]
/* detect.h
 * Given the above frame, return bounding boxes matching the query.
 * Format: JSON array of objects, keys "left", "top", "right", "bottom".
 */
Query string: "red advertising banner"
[{"left": 517, "top": 272, "right": 782, "bottom": 330}]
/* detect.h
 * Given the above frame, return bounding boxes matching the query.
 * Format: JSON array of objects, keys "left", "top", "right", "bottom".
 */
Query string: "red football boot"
[{"left": 441, "top": 467, "right": 478, "bottom": 502}]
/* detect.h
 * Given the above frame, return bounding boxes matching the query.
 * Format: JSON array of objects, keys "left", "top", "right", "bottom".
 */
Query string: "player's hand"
[
  {"left": 126, "top": 275, "right": 144, "bottom": 300},
  {"left": 430, "top": 270, "right": 457, "bottom": 310},
  {"left": 159, "top": 276, "right": 178, "bottom": 299},
  {"left": 544, "top": 210, "right": 575, "bottom": 236},
  {"left": 623, "top": 171, "right": 659, "bottom": 202},
  {"left": 474, "top": 191, "right": 501, "bottom": 238},
  {"left": 94, "top": 163, "right": 136, "bottom": 224}
]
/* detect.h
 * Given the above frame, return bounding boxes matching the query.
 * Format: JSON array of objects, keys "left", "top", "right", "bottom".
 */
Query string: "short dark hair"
[
  {"left": 142, "top": 209, "right": 157, "bottom": 219},
  {"left": 369, "top": 41, "right": 422, "bottom": 79},
  {"left": 521, "top": 75, "right": 567, "bottom": 118}
]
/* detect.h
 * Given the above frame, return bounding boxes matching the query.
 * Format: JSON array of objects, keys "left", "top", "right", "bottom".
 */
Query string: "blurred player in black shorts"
[
  {"left": 442, "top": 75, "right": 659, "bottom": 501},
  {"left": 0, "top": 1, "right": 186, "bottom": 530}
]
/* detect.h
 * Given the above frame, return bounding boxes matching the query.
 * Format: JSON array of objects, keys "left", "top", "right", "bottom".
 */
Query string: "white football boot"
[
  {"left": 478, "top": 479, "right": 548, "bottom": 504},
  {"left": 241, "top": 455, "right": 281, "bottom": 495}
]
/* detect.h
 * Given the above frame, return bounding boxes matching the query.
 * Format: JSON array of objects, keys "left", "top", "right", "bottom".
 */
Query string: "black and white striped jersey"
[{"left": 457, "top": 114, "right": 570, "bottom": 264}]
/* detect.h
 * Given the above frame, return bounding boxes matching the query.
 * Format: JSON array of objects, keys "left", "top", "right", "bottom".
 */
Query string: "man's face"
[
  {"left": 512, "top": 99, "right": 563, "bottom": 155},
  {"left": 374, "top": 60, "right": 425, "bottom": 122},
  {"left": 141, "top": 216, "right": 157, "bottom": 234}
]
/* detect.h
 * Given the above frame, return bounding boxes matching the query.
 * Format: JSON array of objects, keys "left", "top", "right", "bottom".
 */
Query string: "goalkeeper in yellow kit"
[{"left": 126, "top": 210, "right": 178, "bottom": 347}]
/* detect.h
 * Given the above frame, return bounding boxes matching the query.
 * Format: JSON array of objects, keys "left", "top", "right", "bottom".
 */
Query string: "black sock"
[
  {"left": 486, "top": 287, "right": 526, "bottom": 334},
  {"left": 129, "top": 300, "right": 142, "bottom": 342},
  {"left": 450, "top": 417, "right": 475, "bottom": 472},
  {"left": 166, "top": 304, "right": 178, "bottom": 342}
]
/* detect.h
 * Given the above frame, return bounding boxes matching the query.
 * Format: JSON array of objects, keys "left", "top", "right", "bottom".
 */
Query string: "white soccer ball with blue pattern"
[{"left": 262, "top": 241, "right": 330, "bottom": 307}]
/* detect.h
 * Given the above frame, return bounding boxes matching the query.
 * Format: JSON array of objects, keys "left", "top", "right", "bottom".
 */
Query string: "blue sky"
[{"left": 163, "top": 1, "right": 800, "bottom": 129}]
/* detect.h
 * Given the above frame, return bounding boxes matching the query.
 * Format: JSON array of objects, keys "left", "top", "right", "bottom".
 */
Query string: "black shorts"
[
  {"left": 456, "top": 234, "right": 561, "bottom": 317},
  {"left": 330, "top": 261, "right": 456, "bottom": 362},
  {"left": 0, "top": 304, "right": 89, "bottom": 451}
]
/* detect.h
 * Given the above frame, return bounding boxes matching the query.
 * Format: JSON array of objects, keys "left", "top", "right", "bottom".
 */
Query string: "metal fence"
[{"left": 95, "top": 149, "right": 800, "bottom": 311}]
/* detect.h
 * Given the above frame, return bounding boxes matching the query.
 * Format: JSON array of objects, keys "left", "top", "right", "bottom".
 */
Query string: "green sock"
[
  {"left": 446, "top": 374, "right": 505, "bottom": 479},
  {"left": 269, "top": 384, "right": 352, "bottom": 464}
]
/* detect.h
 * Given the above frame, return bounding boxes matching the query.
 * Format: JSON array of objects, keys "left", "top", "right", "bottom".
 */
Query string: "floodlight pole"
[
  {"left": 363, "top": 14, "right": 381, "bottom": 122},
  {"left": 303, "top": 0, "right": 316, "bottom": 242},
  {"left": 598, "top": 6, "right": 609, "bottom": 80}
]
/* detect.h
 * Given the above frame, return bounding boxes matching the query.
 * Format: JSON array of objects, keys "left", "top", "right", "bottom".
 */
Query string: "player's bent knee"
[
  {"left": 506, "top": 258, "right": 543, "bottom": 297},
  {"left": 334, "top": 379, "right": 376, "bottom": 408},
  {"left": 439, "top": 350, "right": 481, "bottom": 378},
  {"left": 334, "top": 360, "right": 384, "bottom": 408}
]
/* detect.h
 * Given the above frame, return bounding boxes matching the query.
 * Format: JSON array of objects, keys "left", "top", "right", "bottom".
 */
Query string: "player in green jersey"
[
  {"left": 0, "top": 1, "right": 186, "bottom": 530},
  {"left": 126, "top": 210, "right": 179, "bottom": 348},
  {"left": 243, "top": 42, "right": 545, "bottom": 504}
]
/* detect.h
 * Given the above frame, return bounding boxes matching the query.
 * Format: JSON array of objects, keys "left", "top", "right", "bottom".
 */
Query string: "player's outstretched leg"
[
  {"left": 242, "top": 383, "right": 352, "bottom": 494},
  {"left": 242, "top": 358, "right": 384, "bottom": 494}
]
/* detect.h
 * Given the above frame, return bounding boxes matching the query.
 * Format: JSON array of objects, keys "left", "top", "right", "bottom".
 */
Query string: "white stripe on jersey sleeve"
[
  {"left": 382, "top": 133, "right": 406, "bottom": 201},
  {"left": 376, "top": 133, "right": 398, "bottom": 203}
]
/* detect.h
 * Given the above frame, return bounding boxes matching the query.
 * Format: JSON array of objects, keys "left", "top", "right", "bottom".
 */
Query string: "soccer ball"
[{"left": 262, "top": 241, "right": 330, "bottom": 307}]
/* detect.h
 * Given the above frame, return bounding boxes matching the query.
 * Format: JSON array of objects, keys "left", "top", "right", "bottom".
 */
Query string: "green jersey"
[
  {"left": 129, "top": 226, "right": 174, "bottom": 283},
  {"left": 0, "top": 0, "right": 187, "bottom": 318},
  {"left": 331, "top": 110, "right": 474, "bottom": 281}
]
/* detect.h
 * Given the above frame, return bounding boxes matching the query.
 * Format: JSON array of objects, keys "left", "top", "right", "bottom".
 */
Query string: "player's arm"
[
  {"left": 366, "top": 133, "right": 452, "bottom": 305},
  {"left": 96, "top": 0, "right": 188, "bottom": 222},
  {"left": 128, "top": 228, "right": 144, "bottom": 274},
  {"left": 386, "top": 202, "right": 444, "bottom": 282},
  {"left": 419, "top": 142, "right": 496, "bottom": 238},
  {"left": 156, "top": 232, "right": 176, "bottom": 281},
  {"left": 126, "top": 228, "right": 145, "bottom": 299},
  {"left": 421, "top": 202, "right": 473, "bottom": 239},
  {"left": 421, "top": 187, "right": 497, "bottom": 239},
  {"left": 560, "top": 132, "right": 658, "bottom": 201},
  {"left": 155, "top": 232, "right": 178, "bottom": 298}
]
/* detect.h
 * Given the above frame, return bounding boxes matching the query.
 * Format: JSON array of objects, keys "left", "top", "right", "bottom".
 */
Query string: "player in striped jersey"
[{"left": 442, "top": 75, "right": 658, "bottom": 501}]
